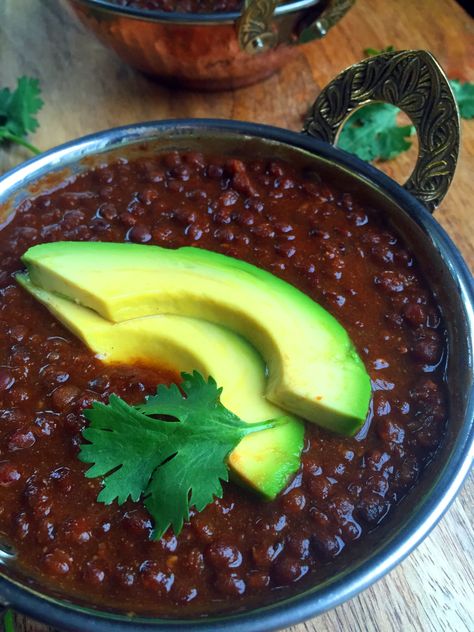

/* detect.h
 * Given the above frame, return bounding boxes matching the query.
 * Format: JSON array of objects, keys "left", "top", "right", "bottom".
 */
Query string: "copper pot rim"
[{"left": 71, "top": 0, "right": 320, "bottom": 23}]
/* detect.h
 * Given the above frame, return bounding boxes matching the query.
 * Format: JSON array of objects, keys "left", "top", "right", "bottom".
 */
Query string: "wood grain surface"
[{"left": 0, "top": 0, "right": 473, "bottom": 630}]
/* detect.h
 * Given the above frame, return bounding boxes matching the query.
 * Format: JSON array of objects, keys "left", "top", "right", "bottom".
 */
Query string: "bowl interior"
[{"left": 0, "top": 123, "right": 473, "bottom": 630}]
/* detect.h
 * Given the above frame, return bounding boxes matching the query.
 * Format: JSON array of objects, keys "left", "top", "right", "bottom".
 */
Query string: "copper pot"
[{"left": 63, "top": 0, "right": 355, "bottom": 90}]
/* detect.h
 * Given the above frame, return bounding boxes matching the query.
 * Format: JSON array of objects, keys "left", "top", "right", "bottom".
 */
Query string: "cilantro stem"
[
  {"left": 241, "top": 416, "right": 288, "bottom": 436},
  {"left": 3, "top": 609, "right": 15, "bottom": 632},
  {"left": 0, "top": 130, "right": 40, "bottom": 155}
]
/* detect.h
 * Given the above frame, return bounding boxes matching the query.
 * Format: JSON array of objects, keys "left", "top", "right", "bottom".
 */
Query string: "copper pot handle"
[
  {"left": 238, "top": 0, "right": 354, "bottom": 55},
  {"left": 238, "top": 0, "right": 279, "bottom": 54},
  {"left": 303, "top": 50, "right": 460, "bottom": 212},
  {"left": 298, "top": 0, "right": 355, "bottom": 44}
]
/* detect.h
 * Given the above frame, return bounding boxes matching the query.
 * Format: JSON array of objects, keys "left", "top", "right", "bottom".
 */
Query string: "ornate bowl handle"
[{"left": 303, "top": 50, "right": 460, "bottom": 212}]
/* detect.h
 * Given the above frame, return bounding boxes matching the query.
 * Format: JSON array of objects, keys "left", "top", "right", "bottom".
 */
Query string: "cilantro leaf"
[
  {"left": 145, "top": 418, "right": 233, "bottom": 538},
  {"left": 135, "top": 371, "right": 223, "bottom": 419},
  {"left": 449, "top": 79, "right": 474, "bottom": 119},
  {"left": 338, "top": 103, "right": 414, "bottom": 161},
  {"left": 80, "top": 394, "right": 174, "bottom": 505},
  {"left": 338, "top": 46, "right": 414, "bottom": 161},
  {"left": 0, "top": 76, "right": 43, "bottom": 155},
  {"left": 3, "top": 609, "right": 15, "bottom": 632},
  {"left": 363, "top": 45, "right": 395, "bottom": 56},
  {"left": 338, "top": 46, "right": 474, "bottom": 162},
  {"left": 79, "top": 371, "right": 280, "bottom": 539}
]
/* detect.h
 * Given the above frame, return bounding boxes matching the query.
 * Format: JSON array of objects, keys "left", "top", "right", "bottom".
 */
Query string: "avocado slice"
[
  {"left": 22, "top": 241, "right": 371, "bottom": 435},
  {"left": 17, "top": 274, "right": 304, "bottom": 500}
]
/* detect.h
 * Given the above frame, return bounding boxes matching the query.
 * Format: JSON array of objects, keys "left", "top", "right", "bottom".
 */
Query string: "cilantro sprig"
[
  {"left": 0, "top": 77, "right": 43, "bottom": 155},
  {"left": 450, "top": 79, "right": 474, "bottom": 119},
  {"left": 79, "top": 371, "right": 284, "bottom": 539},
  {"left": 363, "top": 45, "right": 395, "bottom": 56},
  {"left": 337, "top": 47, "right": 474, "bottom": 162},
  {"left": 3, "top": 609, "right": 15, "bottom": 632},
  {"left": 338, "top": 103, "right": 414, "bottom": 162}
]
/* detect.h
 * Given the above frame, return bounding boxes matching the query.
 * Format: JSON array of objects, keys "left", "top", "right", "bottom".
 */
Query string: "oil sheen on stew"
[{"left": 0, "top": 151, "right": 447, "bottom": 615}]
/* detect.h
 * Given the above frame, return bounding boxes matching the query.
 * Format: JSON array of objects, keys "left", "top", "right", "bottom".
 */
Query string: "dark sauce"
[{"left": 0, "top": 151, "right": 447, "bottom": 615}]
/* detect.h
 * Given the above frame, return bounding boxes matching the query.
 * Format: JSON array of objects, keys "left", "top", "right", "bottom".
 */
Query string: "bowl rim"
[
  {"left": 0, "top": 118, "right": 473, "bottom": 632},
  {"left": 67, "top": 0, "right": 320, "bottom": 24}
]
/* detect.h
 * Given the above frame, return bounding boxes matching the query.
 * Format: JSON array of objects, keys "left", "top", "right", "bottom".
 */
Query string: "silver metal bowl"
[
  {"left": 62, "top": 0, "right": 355, "bottom": 90},
  {"left": 0, "top": 50, "right": 472, "bottom": 631}
]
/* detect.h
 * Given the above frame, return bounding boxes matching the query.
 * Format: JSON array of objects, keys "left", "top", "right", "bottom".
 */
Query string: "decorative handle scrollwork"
[
  {"left": 298, "top": 0, "right": 355, "bottom": 44},
  {"left": 237, "top": 0, "right": 355, "bottom": 55},
  {"left": 238, "top": 0, "right": 279, "bottom": 54},
  {"left": 303, "top": 50, "right": 460, "bottom": 212}
]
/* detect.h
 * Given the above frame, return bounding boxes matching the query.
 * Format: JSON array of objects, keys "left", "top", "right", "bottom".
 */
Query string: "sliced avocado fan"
[
  {"left": 21, "top": 241, "right": 372, "bottom": 435},
  {"left": 17, "top": 274, "right": 304, "bottom": 500}
]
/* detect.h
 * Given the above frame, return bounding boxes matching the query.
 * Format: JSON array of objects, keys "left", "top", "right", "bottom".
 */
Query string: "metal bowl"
[
  {"left": 0, "top": 50, "right": 472, "bottom": 631},
  {"left": 62, "top": 0, "right": 355, "bottom": 90}
]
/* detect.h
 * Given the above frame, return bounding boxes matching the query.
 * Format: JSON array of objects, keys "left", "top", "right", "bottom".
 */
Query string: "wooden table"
[{"left": 1, "top": 0, "right": 473, "bottom": 630}]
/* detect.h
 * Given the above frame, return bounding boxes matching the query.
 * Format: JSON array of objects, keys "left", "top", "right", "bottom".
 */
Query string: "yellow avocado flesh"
[
  {"left": 17, "top": 274, "right": 304, "bottom": 500},
  {"left": 22, "top": 241, "right": 371, "bottom": 435}
]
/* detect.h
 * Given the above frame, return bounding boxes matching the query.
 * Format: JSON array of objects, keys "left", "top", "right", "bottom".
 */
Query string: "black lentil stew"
[{"left": 0, "top": 150, "right": 447, "bottom": 615}]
